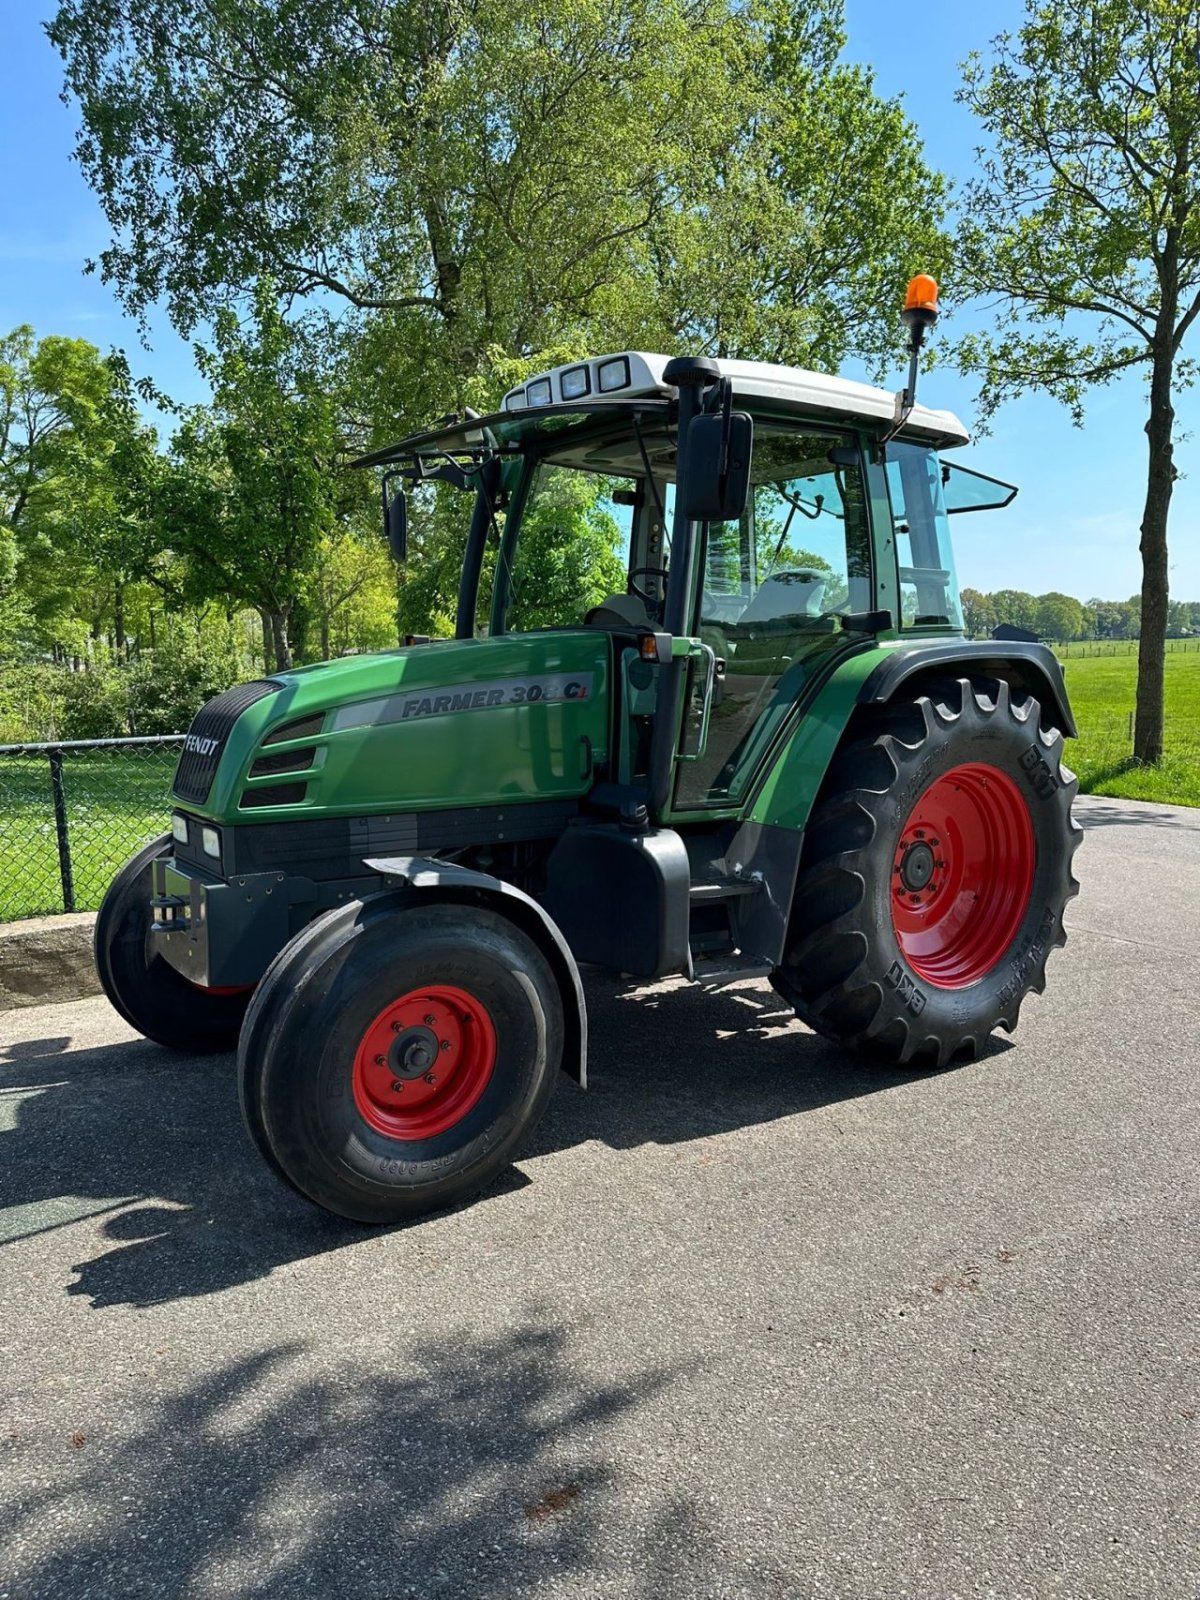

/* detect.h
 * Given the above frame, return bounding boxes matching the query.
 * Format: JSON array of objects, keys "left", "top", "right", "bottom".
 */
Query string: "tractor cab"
[{"left": 358, "top": 350, "right": 1016, "bottom": 820}]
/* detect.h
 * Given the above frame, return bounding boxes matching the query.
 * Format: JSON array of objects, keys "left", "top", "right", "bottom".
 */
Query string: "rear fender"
[
  {"left": 748, "top": 641, "right": 1077, "bottom": 838},
  {"left": 858, "top": 640, "right": 1077, "bottom": 737},
  {"left": 363, "top": 856, "right": 587, "bottom": 1087}
]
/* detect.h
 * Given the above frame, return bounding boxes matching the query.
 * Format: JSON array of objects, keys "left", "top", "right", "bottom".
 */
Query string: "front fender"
[{"left": 363, "top": 855, "right": 587, "bottom": 1087}]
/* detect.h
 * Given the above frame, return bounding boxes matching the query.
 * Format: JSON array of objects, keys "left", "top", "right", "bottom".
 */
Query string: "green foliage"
[
  {"left": 48, "top": 0, "right": 947, "bottom": 432},
  {"left": 505, "top": 472, "right": 628, "bottom": 631},
  {"left": 956, "top": 0, "right": 1200, "bottom": 419},
  {"left": 0, "top": 662, "right": 67, "bottom": 742},
  {"left": 955, "top": 0, "right": 1200, "bottom": 760},
  {"left": 960, "top": 585, "right": 1195, "bottom": 641},
  {"left": 163, "top": 289, "right": 348, "bottom": 668}
]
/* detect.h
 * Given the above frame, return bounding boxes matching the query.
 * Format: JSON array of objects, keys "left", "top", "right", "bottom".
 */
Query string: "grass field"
[
  {"left": 0, "top": 650, "right": 1196, "bottom": 923},
  {"left": 1054, "top": 648, "right": 1200, "bottom": 806},
  {"left": 0, "top": 746, "right": 181, "bottom": 923}
]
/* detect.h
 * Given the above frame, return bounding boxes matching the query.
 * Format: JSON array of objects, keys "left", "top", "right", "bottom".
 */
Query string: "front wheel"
[
  {"left": 239, "top": 896, "right": 563, "bottom": 1223},
  {"left": 94, "top": 834, "right": 252, "bottom": 1052},
  {"left": 773, "top": 677, "right": 1082, "bottom": 1068}
]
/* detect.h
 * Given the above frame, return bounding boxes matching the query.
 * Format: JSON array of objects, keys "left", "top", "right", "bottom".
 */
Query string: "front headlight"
[
  {"left": 201, "top": 826, "right": 221, "bottom": 860},
  {"left": 525, "top": 377, "right": 553, "bottom": 407},
  {"left": 171, "top": 813, "right": 189, "bottom": 845}
]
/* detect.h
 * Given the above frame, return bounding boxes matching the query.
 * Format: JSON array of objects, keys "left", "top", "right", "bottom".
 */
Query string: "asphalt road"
[{"left": 1, "top": 794, "right": 1197, "bottom": 1600}]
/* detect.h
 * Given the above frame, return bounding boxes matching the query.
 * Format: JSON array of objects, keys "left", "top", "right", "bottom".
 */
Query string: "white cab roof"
[{"left": 502, "top": 351, "right": 970, "bottom": 449}]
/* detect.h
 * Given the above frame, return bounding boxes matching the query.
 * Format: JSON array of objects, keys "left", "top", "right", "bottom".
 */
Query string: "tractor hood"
[{"left": 171, "top": 631, "right": 612, "bottom": 826}]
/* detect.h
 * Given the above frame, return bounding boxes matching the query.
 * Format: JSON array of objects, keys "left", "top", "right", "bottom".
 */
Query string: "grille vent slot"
[
  {"left": 249, "top": 746, "right": 316, "bottom": 778},
  {"left": 262, "top": 713, "right": 326, "bottom": 745},
  {"left": 240, "top": 782, "right": 308, "bottom": 809}
]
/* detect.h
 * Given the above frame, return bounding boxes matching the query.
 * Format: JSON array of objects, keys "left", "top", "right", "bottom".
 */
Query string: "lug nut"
[
  {"left": 391, "top": 1021, "right": 402, "bottom": 1033},
  {"left": 390, "top": 1080, "right": 405, "bottom": 1093},
  {"left": 424, "top": 1014, "right": 436, "bottom": 1026},
  {"left": 440, "top": 1039, "right": 451, "bottom": 1051},
  {"left": 424, "top": 1072, "right": 437, "bottom": 1085},
  {"left": 375, "top": 1054, "right": 386, "bottom": 1067}
]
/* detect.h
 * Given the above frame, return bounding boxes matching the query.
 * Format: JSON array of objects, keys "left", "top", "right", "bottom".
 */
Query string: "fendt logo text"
[{"left": 185, "top": 734, "right": 221, "bottom": 757}]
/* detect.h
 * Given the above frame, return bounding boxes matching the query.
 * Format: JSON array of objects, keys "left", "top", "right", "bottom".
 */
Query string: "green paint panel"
[
  {"left": 186, "top": 631, "right": 611, "bottom": 824},
  {"left": 748, "top": 647, "right": 893, "bottom": 832}
]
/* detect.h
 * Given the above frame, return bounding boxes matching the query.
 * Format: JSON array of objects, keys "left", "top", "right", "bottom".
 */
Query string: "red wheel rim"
[
  {"left": 351, "top": 985, "right": 497, "bottom": 1141},
  {"left": 890, "top": 763, "right": 1035, "bottom": 989}
]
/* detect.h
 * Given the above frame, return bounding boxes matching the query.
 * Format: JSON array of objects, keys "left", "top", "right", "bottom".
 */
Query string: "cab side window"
[{"left": 885, "top": 443, "right": 964, "bottom": 630}]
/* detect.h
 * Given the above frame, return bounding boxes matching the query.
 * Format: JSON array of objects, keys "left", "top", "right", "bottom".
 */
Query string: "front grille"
[{"left": 172, "top": 679, "right": 282, "bottom": 805}]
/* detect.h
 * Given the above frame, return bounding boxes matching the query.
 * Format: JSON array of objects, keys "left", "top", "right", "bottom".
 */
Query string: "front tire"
[
  {"left": 239, "top": 896, "right": 563, "bottom": 1224},
  {"left": 773, "top": 677, "right": 1081, "bottom": 1068},
  {"left": 94, "top": 834, "right": 252, "bottom": 1052}
]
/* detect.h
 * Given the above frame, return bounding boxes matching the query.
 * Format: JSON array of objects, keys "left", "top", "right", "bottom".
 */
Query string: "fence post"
[{"left": 48, "top": 747, "right": 76, "bottom": 913}]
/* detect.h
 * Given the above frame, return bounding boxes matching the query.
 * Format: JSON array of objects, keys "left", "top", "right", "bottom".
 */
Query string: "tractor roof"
[
  {"left": 353, "top": 350, "right": 969, "bottom": 472},
  {"left": 504, "top": 351, "right": 970, "bottom": 450}
]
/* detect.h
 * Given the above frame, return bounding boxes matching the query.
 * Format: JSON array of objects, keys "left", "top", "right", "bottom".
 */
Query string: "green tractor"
[{"left": 96, "top": 278, "right": 1081, "bottom": 1224}]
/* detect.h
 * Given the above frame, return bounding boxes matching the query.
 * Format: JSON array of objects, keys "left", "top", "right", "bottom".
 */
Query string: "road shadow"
[
  {"left": 1075, "top": 797, "right": 1198, "bottom": 830},
  {"left": 1, "top": 1315, "right": 743, "bottom": 1600},
  {"left": 0, "top": 979, "right": 1008, "bottom": 1311}
]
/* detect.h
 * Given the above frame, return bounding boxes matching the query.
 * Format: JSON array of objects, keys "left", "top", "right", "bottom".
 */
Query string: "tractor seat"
[
  {"left": 737, "top": 571, "right": 827, "bottom": 625},
  {"left": 585, "top": 592, "right": 652, "bottom": 629}
]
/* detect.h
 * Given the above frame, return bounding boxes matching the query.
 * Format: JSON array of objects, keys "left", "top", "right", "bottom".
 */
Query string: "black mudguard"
[
  {"left": 362, "top": 855, "right": 588, "bottom": 1086},
  {"left": 858, "top": 640, "right": 1077, "bottom": 737}
]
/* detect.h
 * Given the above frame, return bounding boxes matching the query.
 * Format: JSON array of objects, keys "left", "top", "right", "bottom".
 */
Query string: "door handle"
[{"left": 678, "top": 642, "right": 718, "bottom": 762}]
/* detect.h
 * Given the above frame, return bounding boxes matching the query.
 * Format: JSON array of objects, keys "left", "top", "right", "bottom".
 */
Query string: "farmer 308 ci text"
[{"left": 96, "top": 278, "right": 1082, "bottom": 1223}]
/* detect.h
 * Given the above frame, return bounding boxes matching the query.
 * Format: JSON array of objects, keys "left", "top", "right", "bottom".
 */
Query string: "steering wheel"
[{"left": 627, "top": 566, "right": 666, "bottom": 607}]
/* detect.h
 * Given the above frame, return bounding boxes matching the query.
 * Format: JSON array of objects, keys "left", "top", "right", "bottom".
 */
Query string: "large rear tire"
[
  {"left": 772, "top": 677, "right": 1081, "bottom": 1068},
  {"left": 239, "top": 896, "right": 563, "bottom": 1224},
  {"left": 93, "top": 834, "right": 253, "bottom": 1052}
]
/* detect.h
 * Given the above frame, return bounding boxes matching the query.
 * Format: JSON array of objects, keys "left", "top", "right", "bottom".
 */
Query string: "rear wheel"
[
  {"left": 94, "top": 834, "right": 252, "bottom": 1052},
  {"left": 773, "top": 677, "right": 1081, "bottom": 1068},
  {"left": 239, "top": 896, "right": 563, "bottom": 1223}
]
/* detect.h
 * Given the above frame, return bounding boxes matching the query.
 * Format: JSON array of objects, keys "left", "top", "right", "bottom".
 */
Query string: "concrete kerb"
[{"left": 0, "top": 912, "right": 101, "bottom": 1010}]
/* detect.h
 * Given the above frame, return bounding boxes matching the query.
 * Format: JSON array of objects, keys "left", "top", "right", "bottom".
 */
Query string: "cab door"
[{"left": 671, "top": 425, "right": 872, "bottom": 812}]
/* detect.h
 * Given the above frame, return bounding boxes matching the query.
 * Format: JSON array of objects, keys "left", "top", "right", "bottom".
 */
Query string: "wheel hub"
[
  {"left": 898, "top": 839, "right": 936, "bottom": 893},
  {"left": 352, "top": 986, "right": 497, "bottom": 1141},
  {"left": 390, "top": 1025, "right": 439, "bottom": 1079},
  {"left": 890, "top": 763, "right": 1035, "bottom": 989}
]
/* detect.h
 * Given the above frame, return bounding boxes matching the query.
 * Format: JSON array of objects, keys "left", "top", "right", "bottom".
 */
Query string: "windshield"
[{"left": 502, "top": 465, "right": 637, "bottom": 631}]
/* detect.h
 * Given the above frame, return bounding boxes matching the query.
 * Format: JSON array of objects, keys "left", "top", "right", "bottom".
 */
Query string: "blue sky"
[{"left": 2, "top": 0, "right": 1197, "bottom": 603}]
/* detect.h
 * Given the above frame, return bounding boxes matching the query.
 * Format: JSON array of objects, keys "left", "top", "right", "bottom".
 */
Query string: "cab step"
[
  {"left": 688, "top": 874, "right": 762, "bottom": 902},
  {"left": 691, "top": 952, "right": 775, "bottom": 989}
]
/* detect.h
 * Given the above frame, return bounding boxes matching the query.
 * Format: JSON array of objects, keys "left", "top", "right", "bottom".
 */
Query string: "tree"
[
  {"left": 961, "top": 586, "right": 998, "bottom": 637},
  {"left": 165, "top": 291, "right": 343, "bottom": 670},
  {"left": 1035, "top": 590, "right": 1085, "bottom": 641},
  {"left": 0, "top": 325, "right": 140, "bottom": 658},
  {"left": 957, "top": 1, "right": 1200, "bottom": 760},
  {"left": 989, "top": 588, "right": 1040, "bottom": 633},
  {"left": 49, "top": 0, "right": 947, "bottom": 430}
]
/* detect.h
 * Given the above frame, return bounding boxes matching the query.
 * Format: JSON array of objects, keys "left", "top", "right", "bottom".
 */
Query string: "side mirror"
[
  {"left": 679, "top": 410, "right": 753, "bottom": 522},
  {"left": 383, "top": 482, "right": 408, "bottom": 562}
]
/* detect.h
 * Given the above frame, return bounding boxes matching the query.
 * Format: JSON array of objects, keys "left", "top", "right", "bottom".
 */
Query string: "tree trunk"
[
  {"left": 1133, "top": 338, "right": 1176, "bottom": 763},
  {"left": 268, "top": 607, "right": 292, "bottom": 672},
  {"left": 113, "top": 581, "right": 125, "bottom": 659}
]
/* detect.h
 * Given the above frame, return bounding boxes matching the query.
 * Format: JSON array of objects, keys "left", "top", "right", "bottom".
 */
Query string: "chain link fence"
[{"left": 0, "top": 736, "right": 184, "bottom": 922}]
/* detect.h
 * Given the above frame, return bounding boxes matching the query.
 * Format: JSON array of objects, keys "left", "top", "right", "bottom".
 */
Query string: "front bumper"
[{"left": 149, "top": 855, "right": 292, "bottom": 987}]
